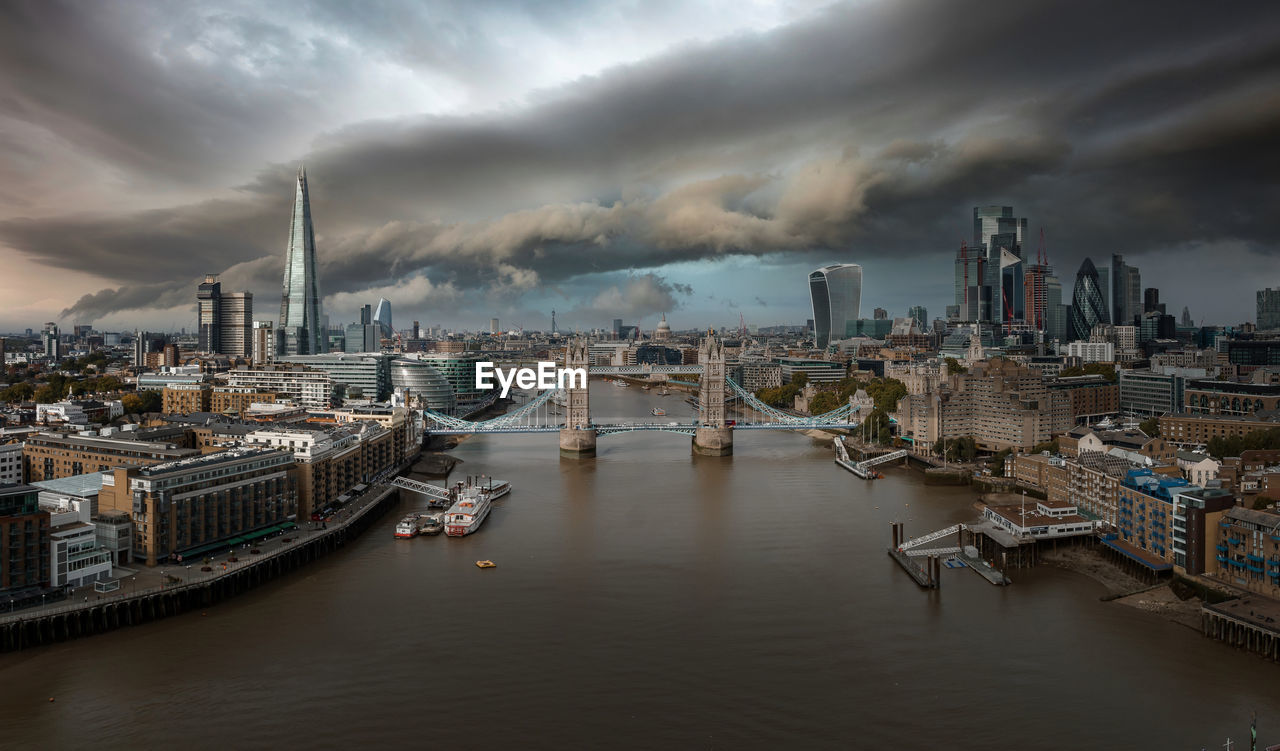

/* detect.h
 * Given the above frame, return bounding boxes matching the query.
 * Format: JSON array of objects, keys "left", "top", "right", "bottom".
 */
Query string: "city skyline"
[{"left": 0, "top": 0, "right": 1277, "bottom": 332}]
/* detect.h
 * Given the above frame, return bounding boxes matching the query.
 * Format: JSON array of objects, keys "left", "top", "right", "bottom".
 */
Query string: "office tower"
[
  {"left": 1143, "top": 287, "right": 1165, "bottom": 315},
  {"left": 412, "top": 321, "right": 420, "bottom": 340},
  {"left": 41, "top": 322, "right": 59, "bottom": 361},
  {"left": 1258, "top": 288, "right": 1280, "bottom": 330},
  {"left": 1045, "top": 276, "right": 1068, "bottom": 343},
  {"left": 252, "top": 321, "right": 276, "bottom": 365},
  {"left": 1023, "top": 262, "right": 1050, "bottom": 331},
  {"left": 808, "top": 263, "right": 862, "bottom": 349},
  {"left": 218, "top": 292, "right": 252, "bottom": 358},
  {"left": 162, "top": 343, "right": 179, "bottom": 368},
  {"left": 1124, "top": 263, "right": 1141, "bottom": 326},
  {"left": 490, "top": 318, "right": 500, "bottom": 334},
  {"left": 974, "top": 206, "right": 1026, "bottom": 328},
  {"left": 360, "top": 304, "right": 372, "bottom": 326},
  {"left": 278, "top": 166, "right": 325, "bottom": 356},
  {"left": 973, "top": 206, "right": 1027, "bottom": 251},
  {"left": 873, "top": 308, "right": 888, "bottom": 320},
  {"left": 373, "top": 298, "right": 393, "bottom": 339},
  {"left": 1110, "top": 255, "right": 1126, "bottom": 326},
  {"left": 0, "top": 337, "right": 5, "bottom": 368},
  {"left": 613, "top": 319, "right": 624, "bottom": 339},
  {"left": 197, "top": 274, "right": 221, "bottom": 352},
  {"left": 953, "top": 242, "right": 985, "bottom": 322},
  {"left": 1181, "top": 307, "right": 1193, "bottom": 327},
  {"left": 908, "top": 306, "right": 928, "bottom": 329},
  {"left": 1068, "top": 258, "right": 1109, "bottom": 341}
]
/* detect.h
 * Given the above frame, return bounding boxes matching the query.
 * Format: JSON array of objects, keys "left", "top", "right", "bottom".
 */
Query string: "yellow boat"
[{"left": 475, "top": 560, "right": 496, "bottom": 569}]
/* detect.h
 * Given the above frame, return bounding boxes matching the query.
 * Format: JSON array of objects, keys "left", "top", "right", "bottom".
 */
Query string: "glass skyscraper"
[
  {"left": 279, "top": 166, "right": 325, "bottom": 355},
  {"left": 808, "top": 264, "right": 862, "bottom": 349},
  {"left": 1068, "top": 258, "right": 1110, "bottom": 342},
  {"left": 373, "top": 297, "right": 393, "bottom": 339}
]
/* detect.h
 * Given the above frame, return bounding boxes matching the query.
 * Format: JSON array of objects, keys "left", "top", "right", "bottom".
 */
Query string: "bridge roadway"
[{"left": 427, "top": 421, "right": 859, "bottom": 436}]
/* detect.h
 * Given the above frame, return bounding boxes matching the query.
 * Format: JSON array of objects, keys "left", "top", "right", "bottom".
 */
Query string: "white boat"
[
  {"left": 444, "top": 476, "right": 511, "bottom": 536},
  {"left": 651, "top": 407, "right": 666, "bottom": 416},
  {"left": 394, "top": 513, "right": 427, "bottom": 538},
  {"left": 614, "top": 380, "right": 629, "bottom": 388},
  {"left": 656, "top": 387, "right": 671, "bottom": 396}
]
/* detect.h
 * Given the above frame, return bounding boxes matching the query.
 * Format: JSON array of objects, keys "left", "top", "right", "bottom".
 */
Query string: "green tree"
[
  {"left": 989, "top": 448, "right": 1012, "bottom": 476},
  {"left": 808, "top": 391, "right": 840, "bottom": 415},
  {"left": 1138, "top": 417, "right": 1159, "bottom": 437},
  {"left": 943, "top": 357, "right": 968, "bottom": 374},
  {"left": 33, "top": 383, "right": 62, "bottom": 404},
  {"left": 0, "top": 382, "right": 34, "bottom": 403},
  {"left": 121, "top": 390, "right": 162, "bottom": 415},
  {"left": 1058, "top": 363, "right": 1118, "bottom": 383},
  {"left": 1030, "top": 439, "right": 1059, "bottom": 455}
]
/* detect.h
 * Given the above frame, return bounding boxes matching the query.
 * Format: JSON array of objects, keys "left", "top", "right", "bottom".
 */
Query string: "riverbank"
[
  {"left": 1040, "top": 546, "right": 1209, "bottom": 631},
  {"left": 0, "top": 469, "right": 410, "bottom": 653}
]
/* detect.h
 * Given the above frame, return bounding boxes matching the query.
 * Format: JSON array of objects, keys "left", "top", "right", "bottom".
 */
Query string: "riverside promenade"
[{"left": 0, "top": 468, "right": 410, "bottom": 653}]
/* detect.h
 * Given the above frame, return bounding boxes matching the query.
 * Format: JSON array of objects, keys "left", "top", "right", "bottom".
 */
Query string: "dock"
[{"left": 887, "top": 521, "right": 1011, "bottom": 588}]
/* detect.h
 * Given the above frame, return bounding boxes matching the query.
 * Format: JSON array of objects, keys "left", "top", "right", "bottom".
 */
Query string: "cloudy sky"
[{"left": 1, "top": 0, "right": 1277, "bottom": 334}]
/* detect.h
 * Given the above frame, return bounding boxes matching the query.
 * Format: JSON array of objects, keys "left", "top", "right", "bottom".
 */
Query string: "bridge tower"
[
  {"left": 693, "top": 333, "right": 733, "bottom": 456},
  {"left": 559, "top": 338, "right": 597, "bottom": 458}
]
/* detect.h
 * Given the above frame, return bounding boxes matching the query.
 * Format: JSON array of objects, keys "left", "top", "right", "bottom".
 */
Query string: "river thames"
[{"left": 0, "top": 384, "right": 1275, "bottom": 749}]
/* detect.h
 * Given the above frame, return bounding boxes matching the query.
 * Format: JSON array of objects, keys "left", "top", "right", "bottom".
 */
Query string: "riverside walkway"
[{"left": 0, "top": 465, "right": 412, "bottom": 651}]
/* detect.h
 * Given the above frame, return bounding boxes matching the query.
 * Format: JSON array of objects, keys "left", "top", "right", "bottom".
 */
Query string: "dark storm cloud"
[{"left": 1, "top": 0, "right": 1278, "bottom": 322}]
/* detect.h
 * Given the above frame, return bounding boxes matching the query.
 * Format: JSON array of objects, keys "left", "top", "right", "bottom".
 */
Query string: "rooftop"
[
  {"left": 136, "top": 446, "right": 288, "bottom": 477},
  {"left": 30, "top": 472, "right": 108, "bottom": 497}
]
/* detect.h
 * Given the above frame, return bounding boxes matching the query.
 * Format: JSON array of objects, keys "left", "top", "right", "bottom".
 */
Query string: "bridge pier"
[
  {"left": 559, "top": 428, "right": 598, "bottom": 458},
  {"left": 692, "top": 426, "right": 733, "bottom": 456}
]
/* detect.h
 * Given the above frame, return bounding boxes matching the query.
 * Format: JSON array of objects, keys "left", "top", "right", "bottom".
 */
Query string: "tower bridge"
[{"left": 420, "top": 335, "right": 863, "bottom": 457}]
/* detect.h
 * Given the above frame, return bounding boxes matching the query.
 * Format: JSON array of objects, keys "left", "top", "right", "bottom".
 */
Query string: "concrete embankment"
[{"left": 0, "top": 484, "right": 403, "bottom": 654}]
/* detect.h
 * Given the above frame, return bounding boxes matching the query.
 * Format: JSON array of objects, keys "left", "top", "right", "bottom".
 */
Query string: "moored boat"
[
  {"left": 444, "top": 476, "right": 510, "bottom": 536},
  {"left": 651, "top": 407, "right": 667, "bottom": 416},
  {"left": 394, "top": 513, "right": 426, "bottom": 538}
]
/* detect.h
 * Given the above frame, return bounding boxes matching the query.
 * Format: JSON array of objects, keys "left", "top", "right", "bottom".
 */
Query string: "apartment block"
[
  {"left": 1159, "top": 409, "right": 1280, "bottom": 446},
  {"left": 99, "top": 447, "right": 298, "bottom": 566},
  {"left": 1212, "top": 506, "right": 1280, "bottom": 598},
  {"left": 211, "top": 386, "right": 277, "bottom": 415},
  {"left": 162, "top": 383, "right": 213, "bottom": 415},
  {"left": 23, "top": 433, "right": 198, "bottom": 482},
  {"left": 0, "top": 484, "right": 50, "bottom": 591}
]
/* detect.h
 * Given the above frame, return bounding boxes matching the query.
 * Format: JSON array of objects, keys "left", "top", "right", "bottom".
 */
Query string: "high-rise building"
[
  {"left": 1258, "top": 288, "right": 1280, "bottom": 330},
  {"left": 974, "top": 206, "right": 1026, "bottom": 328},
  {"left": 197, "top": 274, "right": 222, "bottom": 352},
  {"left": 41, "top": 322, "right": 59, "bottom": 361},
  {"left": 279, "top": 166, "right": 324, "bottom": 356},
  {"left": 133, "top": 330, "right": 148, "bottom": 370},
  {"left": 1023, "top": 262, "right": 1051, "bottom": 331},
  {"left": 490, "top": 318, "right": 500, "bottom": 334},
  {"left": 953, "top": 242, "right": 986, "bottom": 323},
  {"left": 1068, "top": 258, "right": 1109, "bottom": 342},
  {"left": 1181, "top": 306, "right": 1193, "bottom": 327},
  {"left": 412, "top": 321, "right": 420, "bottom": 340},
  {"left": 252, "top": 321, "right": 276, "bottom": 365},
  {"left": 873, "top": 308, "right": 888, "bottom": 321},
  {"left": 373, "top": 298, "right": 393, "bottom": 339},
  {"left": 1143, "top": 287, "right": 1164, "bottom": 315},
  {"left": 907, "top": 306, "right": 928, "bottom": 329},
  {"left": 0, "top": 336, "right": 6, "bottom": 368},
  {"left": 809, "top": 263, "right": 862, "bottom": 349},
  {"left": 219, "top": 292, "right": 252, "bottom": 358}
]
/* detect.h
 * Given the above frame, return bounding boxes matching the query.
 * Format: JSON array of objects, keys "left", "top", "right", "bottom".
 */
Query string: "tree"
[
  {"left": 1207, "top": 427, "right": 1280, "bottom": 459},
  {"left": 791, "top": 372, "right": 808, "bottom": 388},
  {"left": 121, "top": 390, "right": 162, "bottom": 415},
  {"left": 33, "top": 383, "right": 62, "bottom": 404},
  {"left": 943, "top": 357, "right": 968, "bottom": 374},
  {"left": 0, "top": 382, "right": 34, "bottom": 403},
  {"left": 989, "top": 448, "right": 1012, "bottom": 476},
  {"left": 1058, "top": 363, "right": 1118, "bottom": 383},
  {"left": 1139, "top": 417, "right": 1160, "bottom": 437},
  {"left": 808, "top": 391, "right": 840, "bottom": 415},
  {"left": 1030, "top": 439, "right": 1059, "bottom": 455}
]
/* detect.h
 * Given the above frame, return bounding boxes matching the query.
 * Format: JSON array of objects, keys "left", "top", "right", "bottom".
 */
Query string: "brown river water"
[{"left": 0, "top": 384, "right": 1275, "bottom": 749}]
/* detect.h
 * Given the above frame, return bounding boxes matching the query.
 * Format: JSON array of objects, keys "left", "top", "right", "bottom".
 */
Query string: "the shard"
[{"left": 278, "top": 166, "right": 325, "bottom": 355}]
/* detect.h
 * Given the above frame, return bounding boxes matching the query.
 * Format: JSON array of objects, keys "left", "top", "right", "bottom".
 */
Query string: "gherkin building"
[{"left": 1068, "top": 257, "right": 1109, "bottom": 341}]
